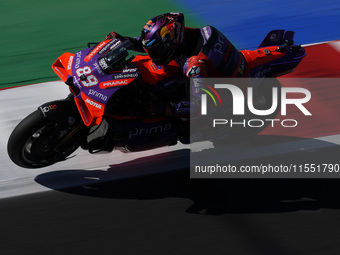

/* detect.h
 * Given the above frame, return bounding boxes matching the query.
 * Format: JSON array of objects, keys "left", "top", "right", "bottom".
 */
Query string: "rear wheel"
[{"left": 7, "top": 110, "right": 85, "bottom": 168}]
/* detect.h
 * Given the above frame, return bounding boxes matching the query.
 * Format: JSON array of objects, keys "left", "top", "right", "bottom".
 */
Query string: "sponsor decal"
[
  {"left": 85, "top": 98, "right": 102, "bottom": 109},
  {"left": 112, "top": 73, "right": 139, "bottom": 80},
  {"left": 74, "top": 52, "right": 82, "bottom": 69},
  {"left": 129, "top": 123, "right": 172, "bottom": 139},
  {"left": 54, "top": 67, "right": 65, "bottom": 77},
  {"left": 98, "top": 58, "right": 109, "bottom": 71},
  {"left": 88, "top": 89, "right": 108, "bottom": 101},
  {"left": 40, "top": 104, "right": 58, "bottom": 115},
  {"left": 214, "top": 35, "right": 225, "bottom": 54},
  {"left": 73, "top": 76, "right": 82, "bottom": 89},
  {"left": 143, "top": 20, "right": 155, "bottom": 33},
  {"left": 187, "top": 66, "right": 201, "bottom": 77},
  {"left": 93, "top": 62, "right": 104, "bottom": 75},
  {"left": 67, "top": 56, "right": 74, "bottom": 71},
  {"left": 122, "top": 68, "right": 138, "bottom": 73},
  {"left": 202, "top": 26, "right": 211, "bottom": 40},
  {"left": 186, "top": 57, "right": 205, "bottom": 78},
  {"left": 98, "top": 39, "right": 122, "bottom": 55},
  {"left": 84, "top": 41, "right": 108, "bottom": 62},
  {"left": 160, "top": 24, "right": 175, "bottom": 40},
  {"left": 149, "top": 63, "right": 162, "bottom": 71},
  {"left": 99, "top": 78, "right": 135, "bottom": 89}
]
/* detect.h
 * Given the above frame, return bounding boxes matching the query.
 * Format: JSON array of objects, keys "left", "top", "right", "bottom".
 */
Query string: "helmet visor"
[{"left": 143, "top": 39, "right": 172, "bottom": 65}]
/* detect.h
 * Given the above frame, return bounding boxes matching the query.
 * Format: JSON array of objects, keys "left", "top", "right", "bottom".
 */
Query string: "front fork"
[
  {"left": 53, "top": 124, "right": 86, "bottom": 153},
  {"left": 38, "top": 93, "right": 89, "bottom": 153}
]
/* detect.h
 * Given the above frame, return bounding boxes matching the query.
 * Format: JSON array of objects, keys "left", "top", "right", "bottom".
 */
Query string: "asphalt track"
[{"left": 3, "top": 157, "right": 340, "bottom": 255}]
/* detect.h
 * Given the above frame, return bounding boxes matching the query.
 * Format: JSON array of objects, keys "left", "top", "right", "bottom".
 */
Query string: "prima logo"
[
  {"left": 88, "top": 89, "right": 107, "bottom": 101},
  {"left": 129, "top": 123, "right": 172, "bottom": 139},
  {"left": 74, "top": 51, "right": 82, "bottom": 69},
  {"left": 214, "top": 35, "right": 225, "bottom": 55}
]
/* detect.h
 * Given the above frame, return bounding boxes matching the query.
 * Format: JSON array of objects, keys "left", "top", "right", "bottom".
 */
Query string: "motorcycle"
[{"left": 7, "top": 29, "right": 305, "bottom": 168}]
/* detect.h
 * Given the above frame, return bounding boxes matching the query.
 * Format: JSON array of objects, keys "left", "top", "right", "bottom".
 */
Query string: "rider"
[{"left": 105, "top": 12, "right": 248, "bottom": 120}]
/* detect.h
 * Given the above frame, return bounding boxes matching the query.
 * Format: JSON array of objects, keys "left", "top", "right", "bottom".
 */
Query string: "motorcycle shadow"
[{"left": 35, "top": 135, "right": 340, "bottom": 215}]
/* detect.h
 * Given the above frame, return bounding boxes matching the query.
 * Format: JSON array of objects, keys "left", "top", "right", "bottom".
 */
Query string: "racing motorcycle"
[{"left": 7, "top": 29, "right": 306, "bottom": 168}]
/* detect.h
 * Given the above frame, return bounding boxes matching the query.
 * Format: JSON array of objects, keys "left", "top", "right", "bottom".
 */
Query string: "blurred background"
[
  {"left": 1, "top": 0, "right": 340, "bottom": 87},
  {"left": 2, "top": 2, "right": 340, "bottom": 254}
]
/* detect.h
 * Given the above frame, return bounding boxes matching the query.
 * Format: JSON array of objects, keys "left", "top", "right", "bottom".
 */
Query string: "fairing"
[{"left": 52, "top": 39, "right": 139, "bottom": 126}]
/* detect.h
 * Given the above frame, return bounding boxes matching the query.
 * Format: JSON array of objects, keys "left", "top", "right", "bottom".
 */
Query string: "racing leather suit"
[{"left": 107, "top": 25, "right": 248, "bottom": 117}]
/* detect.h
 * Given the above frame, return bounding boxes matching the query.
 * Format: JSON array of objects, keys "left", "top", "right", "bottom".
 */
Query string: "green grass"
[{"left": 0, "top": 0, "right": 203, "bottom": 88}]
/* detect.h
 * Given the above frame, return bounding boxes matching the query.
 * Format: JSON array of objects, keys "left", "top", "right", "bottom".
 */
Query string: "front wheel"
[{"left": 7, "top": 110, "right": 85, "bottom": 168}]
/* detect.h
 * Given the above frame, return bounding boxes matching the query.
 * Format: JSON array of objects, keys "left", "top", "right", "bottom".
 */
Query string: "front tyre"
[{"left": 7, "top": 110, "right": 84, "bottom": 168}]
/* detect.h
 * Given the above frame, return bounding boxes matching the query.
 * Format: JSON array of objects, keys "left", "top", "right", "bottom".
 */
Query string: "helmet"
[{"left": 141, "top": 12, "right": 185, "bottom": 66}]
